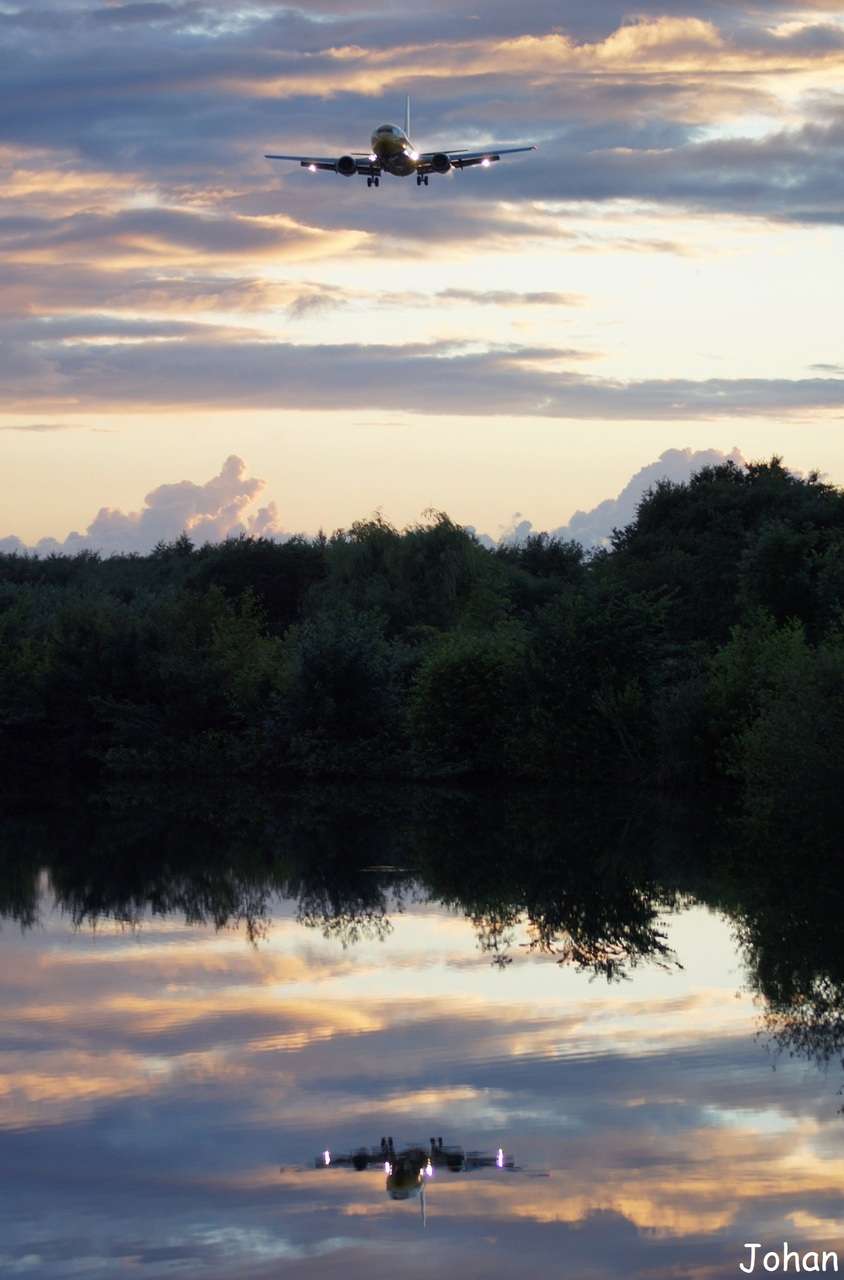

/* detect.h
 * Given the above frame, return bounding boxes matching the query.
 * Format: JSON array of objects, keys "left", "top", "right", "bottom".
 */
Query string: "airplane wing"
[
  {"left": 313, "top": 1147, "right": 386, "bottom": 1169},
  {"left": 265, "top": 155, "right": 337, "bottom": 170},
  {"left": 264, "top": 154, "right": 379, "bottom": 174},
  {"left": 418, "top": 145, "right": 536, "bottom": 171}
]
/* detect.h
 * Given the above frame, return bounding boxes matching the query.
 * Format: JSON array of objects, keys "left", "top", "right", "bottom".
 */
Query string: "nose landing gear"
[
  {"left": 367, "top": 176, "right": 380, "bottom": 188},
  {"left": 416, "top": 174, "right": 429, "bottom": 187}
]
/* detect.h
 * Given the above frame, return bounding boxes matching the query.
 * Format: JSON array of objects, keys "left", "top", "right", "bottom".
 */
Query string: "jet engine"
[
  {"left": 337, "top": 156, "right": 357, "bottom": 177},
  {"left": 430, "top": 153, "right": 452, "bottom": 174}
]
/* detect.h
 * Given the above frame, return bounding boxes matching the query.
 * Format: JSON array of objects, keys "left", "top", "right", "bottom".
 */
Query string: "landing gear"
[
  {"left": 416, "top": 174, "right": 429, "bottom": 187},
  {"left": 367, "top": 176, "right": 380, "bottom": 188}
]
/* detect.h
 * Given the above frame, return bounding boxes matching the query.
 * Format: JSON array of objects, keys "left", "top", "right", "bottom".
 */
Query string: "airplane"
[{"left": 265, "top": 97, "right": 536, "bottom": 188}]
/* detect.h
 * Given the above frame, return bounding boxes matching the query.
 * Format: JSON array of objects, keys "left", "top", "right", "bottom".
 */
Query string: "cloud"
[
  {"left": 1, "top": 334, "right": 842, "bottom": 418},
  {"left": 0, "top": 262, "right": 339, "bottom": 318},
  {"left": 0, "top": 422, "right": 88, "bottom": 433},
  {"left": 0, "top": 206, "right": 360, "bottom": 267},
  {"left": 0, "top": 314, "right": 257, "bottom": 343},
  {"left": 430, "top": 289, "right": 583, "bottom": 307},
  {"left": 0, "top": 4, "right": 840, "bottom": 229},
  {"left": 0, "top": 443, "right": 813, "bottom": 559},
  {"left": 495, "top": 446, "right": 749, "bottom": 549},
  {"left": 286, "top": 287, "right": 584, "bottom": 319},
  {"left": 1, "top": 455, "right": 288, "bottom": 556}
]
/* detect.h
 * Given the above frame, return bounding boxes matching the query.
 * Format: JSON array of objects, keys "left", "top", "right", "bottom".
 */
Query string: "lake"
[{"left": 1, "top": 785, "right": 842, "bottom": 1277}]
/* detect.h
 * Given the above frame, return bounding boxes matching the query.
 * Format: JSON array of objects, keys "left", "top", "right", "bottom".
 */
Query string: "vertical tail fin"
[{"left": 405, "top": 94, "right": 411, "bottom": 138}]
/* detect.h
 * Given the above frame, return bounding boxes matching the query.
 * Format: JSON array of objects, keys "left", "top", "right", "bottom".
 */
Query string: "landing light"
[
  {"left": 481, "top": 157, "right": 491, "bottom": 168},
  {"left": 384, "top": 1161, "right": 392, "bottom": 1175},
  {"left": 425, "top": 1160, "right": 433, "bottom": 1177},
  {"left": 408, "top": 149, "right": 419, "bottom": 161},
  {"left": 323, "top": 1150, "right": 331, "bottom": 1166},
  {"left": 496, "top": 1148, "right": 504, "bottom": 1168},
  {"left": 308, "top": 164, "right": 317, "bottom": 172},
  {"left": 369, "top": 153, "right": 377, "bottom": 162}
]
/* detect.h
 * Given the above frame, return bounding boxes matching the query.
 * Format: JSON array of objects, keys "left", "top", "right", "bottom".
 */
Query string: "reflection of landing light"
[
  {"left": 425, "top": 1160, "right": 433, "bottom": 1177},
  {"left": 496, "top": 1148, "right": 504, "bottom": 1168},
  {"left": 481, "top": 158, "right": 491, "bottom": 168},
  {"left": 323, "top": 1150, "right": 331, "bottom": 1166}
]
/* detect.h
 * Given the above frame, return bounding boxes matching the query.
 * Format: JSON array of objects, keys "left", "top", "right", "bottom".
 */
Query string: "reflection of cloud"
[
  {"left": 2, "top": 902, "right": 844, "bottom": 1277},
  {"left": 0, "top": 1049, "right": 160, "bottom": 1130}
]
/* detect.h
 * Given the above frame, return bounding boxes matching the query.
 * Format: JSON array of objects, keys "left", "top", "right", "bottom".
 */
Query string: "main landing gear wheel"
[
  {"left": 416, "top": 175, "right": 429, "bottom": 187},
  {"left": 367, "top": 177, "right": 380, "bottom": 188}
]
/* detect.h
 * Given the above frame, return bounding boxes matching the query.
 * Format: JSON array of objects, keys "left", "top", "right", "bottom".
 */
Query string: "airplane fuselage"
[{"left": 371, "top": 124, "right": 418, "bottom": 177}]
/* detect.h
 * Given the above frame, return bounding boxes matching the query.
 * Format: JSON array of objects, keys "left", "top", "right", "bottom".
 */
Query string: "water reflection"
[
  {"left": 1, "top": 785, "right": 844, "bottom": 1278},
  {"left": 312, "top": 1135, "right": 521, "bottom": 1222}
]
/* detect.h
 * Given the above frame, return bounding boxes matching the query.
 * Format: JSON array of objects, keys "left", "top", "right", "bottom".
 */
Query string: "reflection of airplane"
[
  {"left": 313, "top": 1136, "right": 520, "bottom": 1221},
  {"left": 265, "top": 97, "right": 536, "bottom": 188}
]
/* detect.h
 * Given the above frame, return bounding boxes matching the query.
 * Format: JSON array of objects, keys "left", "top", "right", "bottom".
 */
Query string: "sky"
[{"left": 1, "top": 0, "right": 843, "bottom": 548}]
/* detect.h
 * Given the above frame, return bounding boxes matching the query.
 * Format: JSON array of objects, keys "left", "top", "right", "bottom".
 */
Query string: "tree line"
[{"left": 2, "top": 457, "right": 843, "bottom": 828}]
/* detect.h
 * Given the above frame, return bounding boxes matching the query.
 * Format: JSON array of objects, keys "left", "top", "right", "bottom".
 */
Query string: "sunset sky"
[{"left": 2, "top": 0, "right": 843, "bottom": 548}]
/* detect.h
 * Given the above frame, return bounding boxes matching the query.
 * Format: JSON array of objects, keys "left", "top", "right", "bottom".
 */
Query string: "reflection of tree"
[
  {"left": 407, "top": 791, "right": 681, "bottom": 981},
  {"left": 298, "top": 902, "right": 394, "bottom": 948},
  {"left": 0, "top": 783, "right": 683, "bottom": 984},
  {"left": 470, "top": 906, "right": 519, "bottom": 965},
  {"left": 725, "top": 831, "right": 844, "bottom": 1083},
  {"left": 467, "top": 886, "right": 675, "bottom": 982},
  {"left": 292, "top": 859, "right": 398, "bottom": 948},
  {"left": 523, "top": 915, "right": 673, "bottom": 981},
  {"left": 7, "top": 779, "right": 844, "bottom": 1074},
  {"left": 0, "top": 822, "right": 42, "bottom": 930},
  {"left": 763, "top": 978, "right": 844, "bottom": 1072},
  {"left": 519, "top": 867, "right": 677, "bottom": 981}
]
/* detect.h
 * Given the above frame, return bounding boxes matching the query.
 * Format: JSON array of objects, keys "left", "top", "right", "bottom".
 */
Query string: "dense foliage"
[{"left": 2, "top": 458, "right": 843, "bottom": 825}]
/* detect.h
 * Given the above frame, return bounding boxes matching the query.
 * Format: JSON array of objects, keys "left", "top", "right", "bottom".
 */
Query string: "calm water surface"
[{"left": 1, "top": 790, "right": 842, "bottom": 1277}]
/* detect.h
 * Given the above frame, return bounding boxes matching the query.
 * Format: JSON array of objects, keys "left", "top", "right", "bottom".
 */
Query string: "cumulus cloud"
[
  {"left": 0, "top": 455, "right": 287, "bottom": 556},
  {"left": 495, "top": 446, "right": 748, "bottom": 549},
  {"left": 1, "top": 445, "right": 784, "bottom": 558}
]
